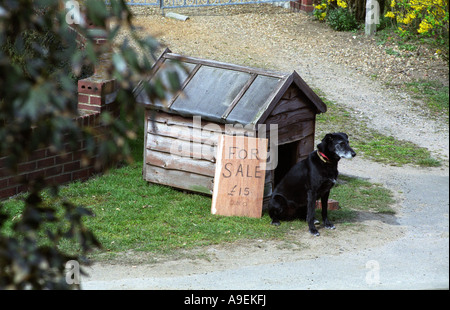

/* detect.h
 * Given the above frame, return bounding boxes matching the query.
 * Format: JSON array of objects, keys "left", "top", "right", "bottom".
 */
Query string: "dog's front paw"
[
  {"left": 324, "top": 222, "right": 335, "bottom": 230},
  {"left": 271, "top": 220, "right": 281, "bottom": 226},
  {"left": 309, "top": 228, "right": 320, "bottom": 237},
  {"left": 325, "top": 224, "right": 335, "bottom": 230}
]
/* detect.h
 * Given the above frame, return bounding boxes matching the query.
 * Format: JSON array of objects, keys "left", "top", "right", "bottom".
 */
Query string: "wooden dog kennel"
[{"left": 134, "top": 49, "right": 327, "bottom": 207}]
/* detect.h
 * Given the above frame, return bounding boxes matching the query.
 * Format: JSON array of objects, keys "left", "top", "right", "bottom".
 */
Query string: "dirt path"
[{"left": 81, "top": 5, "right": 449, "bottom": 289}]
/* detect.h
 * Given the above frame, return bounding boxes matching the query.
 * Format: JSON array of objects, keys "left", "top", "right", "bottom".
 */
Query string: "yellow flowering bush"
[
  {"left": 384, "top": 0, "right": 449, "bottom": 39},
  {"left": 337, "top": 0, "right": 348, "bottom": 8},
  {"left": 313, "top": 0, "right": 349, "bottom": 21},
  {"left": 313, "top": 0, "right": 359, "bottom": 31},
  {"left": 313, "top": 1, "right": 328, "bottom": 21}
]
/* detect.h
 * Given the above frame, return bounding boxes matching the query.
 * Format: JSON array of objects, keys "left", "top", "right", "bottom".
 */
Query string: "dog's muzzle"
[{"left": 336, "top": 149, "right": 356, "bottom": 159}]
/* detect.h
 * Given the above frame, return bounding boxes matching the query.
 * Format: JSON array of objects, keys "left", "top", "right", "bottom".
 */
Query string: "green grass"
[
  {"left": 333, "top": 175, "right": 395, "bottom": 215},
  {"left": 356, "top": 133, "right": 441, "bottom": 166},
  {"left": 405, "top": 80, "right": 449, "bottom": 118},
  {"left": 316, "top": 97, "right": 442, "bottom": 167},
  {"left": 1, "top": 146, "right": 395, "bottom": 259},
  {"left": 374, "top": 27, "right": 449, "bottom": 120}
]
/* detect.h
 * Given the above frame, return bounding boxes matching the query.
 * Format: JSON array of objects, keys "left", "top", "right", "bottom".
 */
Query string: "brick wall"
[
  {"left": 0, "top": 77, "right": 118, "bottom": 200},
  {"left": 0, "top": 112, "right": 98, "bottom": 199},
  {"left": 0, "top": 20, "right": 117, "bottom": 200}
]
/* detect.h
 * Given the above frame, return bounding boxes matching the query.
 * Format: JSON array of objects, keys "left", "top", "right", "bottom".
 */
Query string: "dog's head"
[{"left": 318, "top": 133, "right": 356, "bottom": 160}]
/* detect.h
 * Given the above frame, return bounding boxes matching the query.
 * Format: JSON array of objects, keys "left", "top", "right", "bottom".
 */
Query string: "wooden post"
[{"left": 365, "top": 0, "right": 380, "bottom": 36}]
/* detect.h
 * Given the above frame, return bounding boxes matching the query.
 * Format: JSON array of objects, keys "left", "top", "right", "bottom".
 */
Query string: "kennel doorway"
[{"left": 274, "top": 141, "right": 300, "bottom": 187}]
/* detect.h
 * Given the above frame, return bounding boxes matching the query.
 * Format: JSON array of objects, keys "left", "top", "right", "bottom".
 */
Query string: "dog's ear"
[
  {"left": 337, "top": 132, "right": 348, "bottom": 139},
  {"left": 318, "top": 133, "right": 332, "bottom": 151},
  {"left": 323, "top": 133, "right": 333, "bottom": 142}
]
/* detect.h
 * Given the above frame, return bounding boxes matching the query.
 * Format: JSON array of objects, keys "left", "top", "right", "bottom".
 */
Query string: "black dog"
[{"left": 268, "top": 133, "right": 356, "bottom": 236}]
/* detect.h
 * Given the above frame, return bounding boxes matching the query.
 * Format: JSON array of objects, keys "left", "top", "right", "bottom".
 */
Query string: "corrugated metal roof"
[{"left": 134, "top": 49, "right": 326, "bottom": 125}]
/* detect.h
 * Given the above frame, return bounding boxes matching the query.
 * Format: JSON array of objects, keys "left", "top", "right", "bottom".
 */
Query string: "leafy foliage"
[
  {"left": 313, "top": 0, "right": 359, "bottom": 31},
  {"left": 384, "top": 0, "right": 448, "bottom": 36},
  {"left": 326, "top": 7, "right": 359, "bottom": 31},
  {"left": 384, "top": 0, "right": 449, "bottom": 60},
  {"left": 0, "top": 0, "right": 181, "bottom": 289}
]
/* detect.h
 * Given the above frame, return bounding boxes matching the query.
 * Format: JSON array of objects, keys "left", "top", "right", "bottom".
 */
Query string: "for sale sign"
[{"left": 211, "top": 134, "right": 268, "bottom": 218}]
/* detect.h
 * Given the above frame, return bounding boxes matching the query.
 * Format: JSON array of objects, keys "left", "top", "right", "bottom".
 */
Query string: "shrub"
[
  {"left": 327, "top": 7, "right": 359, "bottom": 31},
  {"left": 313, "top": 0, "right": 359, "bottom": 31},
  {"left": 384, "top": 0, "right": 449, "bottom": 60}
]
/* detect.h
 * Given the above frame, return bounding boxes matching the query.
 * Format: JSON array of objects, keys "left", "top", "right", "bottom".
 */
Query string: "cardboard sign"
[{"left": 211, "top": 135, "right": 268, "bottom": 218}]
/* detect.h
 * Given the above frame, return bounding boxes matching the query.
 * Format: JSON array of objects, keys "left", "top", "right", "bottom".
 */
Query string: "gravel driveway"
[{"left": 82, "top": 4, "right": 449, "bottom": 289}]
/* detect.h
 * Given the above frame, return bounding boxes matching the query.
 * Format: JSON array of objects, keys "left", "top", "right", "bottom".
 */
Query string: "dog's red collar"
[{"left": 317, "top": 150, "right": 330, "bottom": 163}]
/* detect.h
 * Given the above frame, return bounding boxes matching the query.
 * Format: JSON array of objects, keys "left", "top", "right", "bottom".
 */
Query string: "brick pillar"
[
  {"left": 301, "top": 0, "right": 315, "bottom": 12},
  {"left": 77, "top": 17, "right": 117, "bottom": 114},
  {"left": 77, "top": 78, "right": 117, "bottom": 113}
]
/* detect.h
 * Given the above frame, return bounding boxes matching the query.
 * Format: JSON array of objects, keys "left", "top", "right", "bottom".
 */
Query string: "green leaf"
[
  {"left": 167, "top": 70, "right": 181, "bottom": 92},
  {"left": 85, "top": 0, "right": 109, "bottom": 27},
  {"left": 113, "top": 53, "right": 127, "bottom": 73}
]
